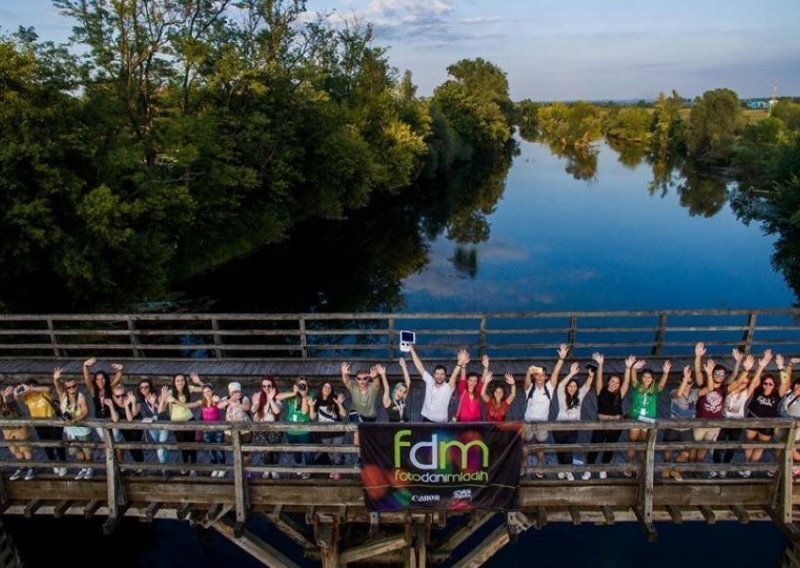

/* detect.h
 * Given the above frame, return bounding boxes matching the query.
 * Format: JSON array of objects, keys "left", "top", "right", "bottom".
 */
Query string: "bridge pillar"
[{"left": 0, "top": 519, "right": 23, "bottom": 568}]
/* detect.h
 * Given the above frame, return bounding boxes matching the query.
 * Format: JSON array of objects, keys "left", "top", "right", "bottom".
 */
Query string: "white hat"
[{"left": 228, "top": 382, "right": 242, "bottom": 393}]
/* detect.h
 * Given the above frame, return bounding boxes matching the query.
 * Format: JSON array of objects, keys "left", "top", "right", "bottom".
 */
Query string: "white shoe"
[
  {"left": 24, "top": 468, "right": 35, "bottom": 481},
  {"left": 84, "top": 468, "right": 94, "bottom": 480},
  {"left": 53, "top": 467, "right": 60, "bottom": 475},
  {"left": 581, "top": 471, "right": 591, "bottom": 480},
  {"left": 557, "top": 472, "right": 565, "bottom": 480},
  {"left": 599, "top": 471, "right": 607, "bottom": 480},
  {"left": 565, "top": 472, "right": 575, "bottom": 481},
  {"left": 719, "top": 471, "right": 727, "bottom": 479},
  {"left": 189, "top": 470, "right": 197, "bottom": 478},
  {"left": 740, "top": 470, "right": 751, "bottom": 478},
  {"left": 74, "top": 468, "right": 86, "bottom": 480},
  {"left": 708, "top": 470, "right": 717, "bottom": 478},
  {"left": 9, "top": 468, "right": 23, "bottom": 481},
  {"left": 262, "top": 471, "right": 271, "bottom": 479},
  {"left": 271, "top": 471, "right": 280, "bottom": 479},
  {"left": 300, "top": 472, "right": 311, "bottom": 480}
]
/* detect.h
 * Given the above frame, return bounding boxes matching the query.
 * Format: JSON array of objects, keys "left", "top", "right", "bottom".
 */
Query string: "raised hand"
[
  {"left": 189, "top": 372, "right": 201, "bottom": 385},
  {"left": 2, "top": 386, "right": 13, "bottom": 399},
  {"left": 307, "top": 397, "right": 317, "bottom": 408},
  {"left": 457, "top": 349, "right": 470, "bottom": 366},
  {"left": 758, "top": 349, "right": 773, "bottom": 368},
  {"left": 695, "top": 342, "right": 706, "bottom": 358},
  {"left": 591, "top": 352, "right": 604, "bottom": 365},
  {"left": 369, "top": 365, "right": 379, "bottom": 379},
  {"left": 374, "top": 363, "right": 386, "bottom": 376},
  {"left": 83, "top": 358, "right": 96, "bottom": 368},
  {"left": 53, "top": 367, "right": 63, "bottom": 381},
  {"left": 398, "top": 357, "right": 407, "bottom": 370},
  {"left": 683, "top": 365, "right": 692, "bottom": 380},
  {"left": 776, "top": 354, "right": 785, "bottom": 370},
  {"left": 703, "top": 359, "right": 716, "bottom": 377},
  {"left": 125, "top": 392, "right": 134, "bottom": 406},
  {"left": 569, "top": 362, "right": 580, "bottom": 375},
  {"left": 334, "top": 393, "right": 346, "bottom": 405},
  {"left": 161, "top": 385, "right": 170, "bottom": 398},
  {"left": 732, "top": 348, "right": 743, "bottom": 362},
  {"left": 111, "top": 363, "right": 123, "bottom": 372},
  {"left": 341, "top": 362, "right": 351, "bottom": 376},
  {"left": 557, "top": 344, "right": 569, "bottom": 360},
  {"left": 633, "top": 359, "right": 647, "bottom": 370},
  {"left": 791, "top": 357, "right": 800, "bottom": 365},
  {"left": 662, "top": 360, "right": 672, "bottom": 374},
  {"left": 504, "top": 373, "right": 515, "bottom": 385},
  {"left": 625, "top": 355, "right": 636, "bottom": 369},
  {"left": 743, "top": 355, "right": 755, "bottom": 372},
  {"left": 482, "top": 354, "right": 490, "bottom": 369}
]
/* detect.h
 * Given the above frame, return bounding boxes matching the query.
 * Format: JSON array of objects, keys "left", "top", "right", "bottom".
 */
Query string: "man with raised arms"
[{"left": 409, "top": 345, "right": 464, "bottom": 423}]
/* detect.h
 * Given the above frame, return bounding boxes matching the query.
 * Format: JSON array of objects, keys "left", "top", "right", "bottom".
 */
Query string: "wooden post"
[
  {"left": 232, "top": 429, "right": 250, "bottom": 530},
  {"left": 46, "top": 317, "right": 60, "bottom": 357},
  {"left": 211, "top": 318, "right": 224, "bottom": 359},
  {"left": 567, "top": 315, "right": 578, "bottom": 350},
  {"left": 635, "top": 427, "right": 657, "bottom": 541},
  {"left": 299, "top": 317, "right": 308, "bottom": 359},
  {"left": 388, "top": 318, "right": 396, "bottom": 359},
  {"left": 651, "top": 313, "right": 667, "bottom": 356},
  {"left": 479, "top": 317, "right": 487, "bottom": 357},
  {"left": 339, "top": 535, "right": 408, "bottom": 565},
  {"left": 102, "top": 428, "right": 125, "bottom": 516},
  {"left": 212, "top": 517, "right": 302, "bottom": 568},
  {"left": 126, "top": 317, "right": 142, "bottom": 358},
  {"left": 742, "top": 312, "right": 758, "bottom": 354},
  {"left": 781, "top": 422, "right": 797, "bottom": 524},
  {"left": 451, "top": 525, "right": 510, "bottom": 568}
]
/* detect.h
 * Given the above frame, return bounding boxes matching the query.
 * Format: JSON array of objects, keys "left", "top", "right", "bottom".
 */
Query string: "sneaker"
[
  {"left": 58, "top": 467, "right": 68, "bottom": 477},
  {"left": 84, "top": 468, "right": 94, "bottom": 480},
  {"left": 708, "top": 470, "right": 717, "bottom": 479},
  {"left": 24, "top": 468, "right": 35, "bottom": 481},
  {"left": 300, "top": 472, "right": 311, "bottom": 480},
  {"left": 271, "top": 471, "right": 280, "bottom": 479},
  {"left": 74, "top": 468, "right": 86, "bottom": 480},
  {"left": 740, "top": 470, "right": 751, "bottom": 478},
  {"left": 53, "top": 467, "right": 61, "bottom": 475},
  {"left": 557, "top": 472, "right": 565, "bottom": 480},
  {"left": 9, "top": 468, "right": 23, "bottom": 481},
  {"left": 767, "top": 470, "right": 776, "bottom": 478},
  {"left": 670, "top": 470, "right": 683, "bottom": 481},
  {"left": 189, "top": 470, "right": 197, "bottom": 478},
  {"left": 599, "top": 471, "right": 607, "bottom": 480},
  {"left": 581, "top": 471, "right": 591, "bottom": 480},
  {"left": 719, "top": 470, "right": 727, "bottom": 478},
  {"left": 565, "top": 472, "right": 575, "bottom": 481},
  {"left": 534, "top": 471, "right": 544, "bottom": 479},
  {"left": 262, "top": 471, "right": 271, "bottom": 479}
]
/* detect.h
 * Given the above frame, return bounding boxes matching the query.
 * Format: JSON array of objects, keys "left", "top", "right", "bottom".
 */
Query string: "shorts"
[
  {"left": 693, "top": 427, "right": 720, "bottom": 442},
  {"left": 747, "top": 427, "right": 774, "bottom": 437},
  {"left": 4, "top": 427, "right": 31, "bottom": 455},
  {"left": 523, "top": 424, "right": 549, "bottom": 443},
  {"left": 663, "top": 429, "right": 693, "bottom": 443}
]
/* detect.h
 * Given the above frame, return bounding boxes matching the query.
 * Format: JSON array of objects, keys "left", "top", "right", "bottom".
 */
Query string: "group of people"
[{"left": 1, "top": 343, "right": 797, "bottom": 481}]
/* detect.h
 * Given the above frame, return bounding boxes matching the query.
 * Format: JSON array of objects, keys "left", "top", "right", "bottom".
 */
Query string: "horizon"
[{"left": 1, "top": 0, "right": 798, "bottom": 101}]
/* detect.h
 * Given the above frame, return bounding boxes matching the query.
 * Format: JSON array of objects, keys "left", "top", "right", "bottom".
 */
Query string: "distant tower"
[{"left": 768, "top": 80, "right": 778, "bottom": 115}]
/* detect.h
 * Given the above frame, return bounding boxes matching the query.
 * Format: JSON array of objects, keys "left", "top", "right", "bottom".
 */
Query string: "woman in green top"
[
  {"left": 276, "top": 377, "right": 313, "bottom": 479},
  {"left": 625, "top": 356, "right": 670, "bottom": 476}
]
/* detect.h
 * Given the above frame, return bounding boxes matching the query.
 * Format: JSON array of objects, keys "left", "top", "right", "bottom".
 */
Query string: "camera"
[
  {"left": 298, "top": 383, "right": 308, "bottom": 392},
  {"left": 62, "top": 410, "right": 73, "bottom": 421},
  {"left": 14, "top": 385, "right": 25, "bottom": 396},
  {"left": 585, "top": 362, "right": 598, "bottom": 372},
  {"left": 399, "top": 330, "right": 416, "bottom": 353}
]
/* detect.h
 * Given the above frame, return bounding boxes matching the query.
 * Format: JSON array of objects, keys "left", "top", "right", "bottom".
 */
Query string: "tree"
[{"left": 687, "top": 88, "right": 745, "bottom": 162}]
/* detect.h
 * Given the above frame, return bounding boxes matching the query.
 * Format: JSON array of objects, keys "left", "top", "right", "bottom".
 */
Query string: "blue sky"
[{"left": 2, "top": 0, "right": 798, "bottom": 100}]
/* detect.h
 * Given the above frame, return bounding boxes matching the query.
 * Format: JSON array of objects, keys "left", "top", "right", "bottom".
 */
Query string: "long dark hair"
[
  {"left": 254, "top": 376, "right": 277, "bottom": 420},
  {"left": 136, "top": 379, "right": 155, "bottom": 404},
  {"left": 170, "top": 373, "right": 191, "bottom": 401},
  {"left": 565, "top": 379, "right": 582, "bottom": 409}
]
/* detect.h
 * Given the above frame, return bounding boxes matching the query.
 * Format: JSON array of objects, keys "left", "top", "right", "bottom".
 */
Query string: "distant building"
[{"left": 746, "top": 100, "right": 769, "bottom": 109}]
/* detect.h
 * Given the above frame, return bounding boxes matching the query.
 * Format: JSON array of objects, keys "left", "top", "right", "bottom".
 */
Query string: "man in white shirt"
[
  {"left": 522, "top": 345, "right": 568, "bottom": 477},
  {"left": 409, "top": 345, "right": 464, "bottom": 422}
]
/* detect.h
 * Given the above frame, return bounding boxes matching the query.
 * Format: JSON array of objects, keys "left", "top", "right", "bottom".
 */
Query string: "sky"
[{"left": 1, "top": 0, "right": 798, "bottom": 101}]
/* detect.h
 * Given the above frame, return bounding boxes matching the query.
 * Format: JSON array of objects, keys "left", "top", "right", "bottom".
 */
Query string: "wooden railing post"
[
  {"left": 651, "top": 313, "right": 667, "bottom": 356},
  {"left": 634, "top": 426, "right": 657, "bottom": 542},
  {"left": 232, "top": 428, "right": 250, "bottom": 532},
  {"left": 102, "top": 427, "right": 126, "bottom": 534},
  {"left": 567, "top": 315, "right": 578, "bottom": 351},
  {"left": 479, "top": 317, "right": 487, "bottom": 357},
  {"left": 127, "top": 317, "right": 142, "bottom": 358},
  {"left": 211, "top": 317, "right": 224, "bottom": 359},
  {"left": 46, "top": 317, "right": 60, "bottom": 357},
  {"left": 388, "top": 318, "right": 396, "bottom": 359},
  {"left": 780, "top": 422, "right": 797, "bottom": 524},
  {"left": 742, "top": 312, "right": 758, "bottom": 355},
  {"left": 299, "top": 317, "right": 308, "bottom": 359}
]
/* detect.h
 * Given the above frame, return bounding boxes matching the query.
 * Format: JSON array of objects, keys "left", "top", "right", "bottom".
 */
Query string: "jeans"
[
  {"left": 287, "top": 432, "right": 314, "bottom": 466},
  {"left": 552, "top": 430, "right": 579, "bottom": 465},
  {"left": 588, "top": 428, "right": 623, "bottom": 464},
  {"left": 36, "top": 426, "right": 66, "bottom": 462},
  {"left": 203, "top": 430, "right": 225, "bottom": 465},
  {"left": 147, "top": 428, "right": 170, "bottom": 464}
]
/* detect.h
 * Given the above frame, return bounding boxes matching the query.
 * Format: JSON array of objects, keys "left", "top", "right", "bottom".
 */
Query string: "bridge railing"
[
  {"left": 0, "top": 418, "right": 797, "bottom": 532},
  {"left": 1, "top": 309, "right": 799, "bottom": 360}
]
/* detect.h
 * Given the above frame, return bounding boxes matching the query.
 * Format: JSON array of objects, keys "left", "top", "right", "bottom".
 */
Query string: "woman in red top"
[
  {"left": 481, "top": 372, "right": 517, "bottom": 422},
  {"left": 454, "top": 352, "right": 488, "bottom": 422}
]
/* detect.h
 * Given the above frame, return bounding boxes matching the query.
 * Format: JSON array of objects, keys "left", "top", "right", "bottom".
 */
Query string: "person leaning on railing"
[
  {"left": 693, "top": 342, "right": 733, "bottom": 475},
  {"left": 108, "top": 384, "right": 145, "bottom": 473},
  {"left": 625, "top": 357, "right": 669, "bottom": 477},
  {"left": 136, "top": 378, "right": 171, "bottom": 476},
  {"left": 251, "top": 376, "right": 283, "bottom": 479},
  {"left": 662, "top": 365, "right": 697, "bottom": 482},
  {"left": 743, "top": 350, "right": 784, "bottom": 478},
  {"left": 15, "top": 378, "right": 67, "bottom": 477},
  {"left": 82, "top": 358, "right": 123, "bottom": 449},
  {"left": 308, "top": 381, "right": 347, "bottom": 480},
  {"left": 553, "top": 360, "right": 593, "bottom": 481},
  {"left": 778, "top": 356, "right": 800, "bottom": 477},
  {"left": 53, "top": 367, "right": 93, "bottom": 480},
  {"left": 408, "top": 345, "right": 460, "bottom": 424},
  {"left": 522, "top": 346, "right": 564, "bottom": 479},
  {"left": 586, "top": 352, "right": 630, "bottom": 480},
  {"left": 2, "top": 385, "right": 34, "bottom": 481},
  {"left": 276, "top": 377, "right": 313, "bottom": 479},
  {"left": 219, "top": 381, "right": 253, "bottom": 479},
  {"left": 164, "top": 372, "right": 204, "bottom": 475},
  {"left": 453, "top": 353, "right": 488, "bottom": 423}
]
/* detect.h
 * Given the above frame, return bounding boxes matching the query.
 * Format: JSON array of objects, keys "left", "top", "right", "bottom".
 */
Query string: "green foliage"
[
  {"left": 771, "top": 100, "right": 800, "bottom": 131},
  {"left": 687, "top": 88, "right": 745, "bottom": 163},
  {"left": 606, "top": 107, "right": 652, "bottom": 143}
]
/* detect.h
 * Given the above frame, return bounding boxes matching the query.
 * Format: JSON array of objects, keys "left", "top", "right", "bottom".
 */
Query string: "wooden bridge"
[{"left": 0, "top": 308, "right": 799, "bottom": 567}]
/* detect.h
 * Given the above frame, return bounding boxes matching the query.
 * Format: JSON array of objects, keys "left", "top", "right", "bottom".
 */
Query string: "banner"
[{"left": 359, "top": 422, "right": 522, "bottom": 512}]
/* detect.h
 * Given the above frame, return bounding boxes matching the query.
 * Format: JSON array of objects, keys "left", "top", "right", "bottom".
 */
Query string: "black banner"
[{"left": 359, "top": 422, "right": 522, "bottom": 511}]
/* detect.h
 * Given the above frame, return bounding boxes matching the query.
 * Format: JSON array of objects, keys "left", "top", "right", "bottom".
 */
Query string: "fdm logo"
[{"left": 393, "top": 429, "right": 489, "bottom": 471}]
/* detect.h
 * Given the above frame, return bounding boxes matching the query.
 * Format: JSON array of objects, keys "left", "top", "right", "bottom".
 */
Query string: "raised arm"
[
  {"left": 625, "top": 356, "right": 637, "bottom": 388},
  {"left": 524, "top": 365, "right": 535, "bottom": 393},
  {"left": 398, "top": 357, "right": 411, "bottom": 393},
  {"left": 105, "top": 398, "right": 119, "bottom": 423},
  {"left": 505, "top": 373, "right": 517, "bottom": 404},
  {"left": 701, "top": 359, "right": 716, "bottom": 395},
  {"left": 449, "top": 349, "right": 469, "bottom": 390},
  {"left": 581, "top": 368, "right": 595, "bottom": 396},
  {"left": 158, "top": 386, "right": 170, "bottom": 414},
  {"left": 752, "top": 349, "right": 772, "bottom": 387},
  {"left": 373, "top": 364, "right": 386, "bottom": 392},
  {"left": 776, "top": 353, "right": 791, "bottom": 397},
  {"left": 110, "top": 363, "right": 124, "bottom": 389},
  {"left": 124, "top": 392, "right": 139, "bottom": 421},
  {"left": 480, "top": 372, "right": 492, "bottom": 403},
  {"left": 694, "top": 342, "right": 706, "bottom": 387},
  {"left": 658, "top": 360, "right": 671, "bottom": 392},
  {"left": 550, "top": 344, "right": 569, "bottom": 388},
  {"left": 53, "top": 367, "right": 66, "bottom": 398},
  {"left": 381, "top": 365, "right": 392, "bottom": 409},
  {"left": 188, "top": 372, "right": 204, "bottom": 394},
  {"left": 731, "top": 348, "right": 743, "bottom": 381},
  {"left": 481, "top": 354, "right": 491, "bottom": 383},
  {"left": 409, "top": 345, "right": 427, "bottom": 377},
  {"left": 675, "top": 365, "right": 693, "bottom": 399},
  {"left": 341, "top": 362, "right": 352, "bottom": 390},
  {"left": 592, "top": 352, "right": 605, "bottom": 394},
  {"left": 82, "top": 358, "right": 96, "bottom": 394}
]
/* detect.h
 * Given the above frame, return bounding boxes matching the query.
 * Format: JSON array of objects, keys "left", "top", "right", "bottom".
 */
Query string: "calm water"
[
  {"left": 181, "top": 137, "right": 794, "bottom": 313},
  {"left": 7, "top": 138, "right": 793, "bottom": 566}
]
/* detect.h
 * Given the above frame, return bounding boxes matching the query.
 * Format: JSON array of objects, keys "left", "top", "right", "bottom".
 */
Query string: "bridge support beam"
[{"left": 212, "top": 517, "right": 301, "bottom": 568}]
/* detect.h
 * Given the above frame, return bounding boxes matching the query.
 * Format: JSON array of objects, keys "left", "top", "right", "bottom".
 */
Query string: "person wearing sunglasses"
[
  {"left": 713, "top": 352, "right": 755, "bottom": 477},
  {"left": 743, "top": 350, "right": 785, "bottom": 477},
  {"left": 53, "top": 367, "right": 93, "bottom": 480}
]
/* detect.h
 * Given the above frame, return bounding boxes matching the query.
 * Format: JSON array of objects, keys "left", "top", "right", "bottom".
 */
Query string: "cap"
[{"left": 228, "top": 382, "right": 242, "bottom": 393}]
